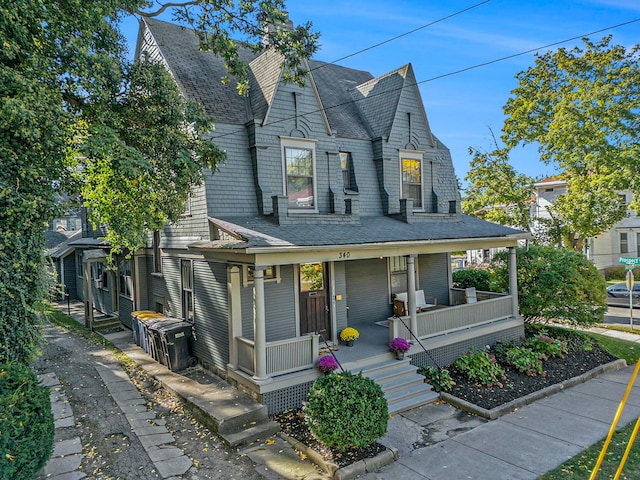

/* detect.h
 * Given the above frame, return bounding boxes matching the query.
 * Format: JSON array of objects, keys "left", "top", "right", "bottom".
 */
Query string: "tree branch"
[{"left": 138, "top": 1, "right": 199, "bottom": 18}]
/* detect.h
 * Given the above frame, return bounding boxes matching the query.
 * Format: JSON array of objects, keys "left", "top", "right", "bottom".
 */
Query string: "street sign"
[
  {"left": 627, "top": 270, "right": 635, "bottom": 291},
  {"left": 620, "top": 257, "right": 640, "bottom": 265}
]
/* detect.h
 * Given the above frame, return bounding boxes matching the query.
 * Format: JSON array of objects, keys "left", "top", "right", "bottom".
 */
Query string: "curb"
[
  {"left": 277, "top": 432, "right": 398, "bottom": 480},
  {"left": 441, "top": 359, "right": 627, "bottom": 419}
]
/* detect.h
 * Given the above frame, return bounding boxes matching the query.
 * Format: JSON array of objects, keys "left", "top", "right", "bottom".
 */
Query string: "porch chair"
[
  {"left": 465, "top": 287, "right": 478, "bottom": 304},
  {"left": 393, "top": 290, "right": 437, "bottom": 316}
]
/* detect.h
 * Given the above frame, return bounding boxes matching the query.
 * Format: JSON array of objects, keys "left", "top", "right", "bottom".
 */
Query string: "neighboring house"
[
  {"left": 532, "top": 177, "right": 640, "bottom": 271},
  {"left": 76, "top": 18, "right": 528, "bottom": 414},
  {"left": 46, "top": 229, "right": 82, "bottom": 300}
]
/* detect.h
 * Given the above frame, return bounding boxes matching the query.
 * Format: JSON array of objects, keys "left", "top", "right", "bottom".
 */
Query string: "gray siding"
[
  {"left": 136, "top": 255, "right": 152, "bottom": 311},
  {"left": 160, "top": 257, "right": 182, "bottom": 318},
  {"left": 344, "top": 258, "right": 391, "bottom": 324},
  {"left": 240, "top": 265, "right": 296, "bottom": 342},
  {"left": 193, "top": 260, "right": 228, "bottom": 370},
  {"left": 417, "top": 253, "right": 450, "bottom": 306}
]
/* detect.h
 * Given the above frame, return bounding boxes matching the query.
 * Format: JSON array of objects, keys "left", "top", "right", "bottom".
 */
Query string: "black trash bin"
[{"left": 156, "top": 320, "right": 196, "bottom": 372}]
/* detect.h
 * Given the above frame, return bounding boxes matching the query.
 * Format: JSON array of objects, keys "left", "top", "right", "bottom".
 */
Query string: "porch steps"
[
  {"left": 92, "top": 316, "right": 123, "bottom": 332},
  {"left": 354, "top": 358, "right": 439, "bottom": 414}
]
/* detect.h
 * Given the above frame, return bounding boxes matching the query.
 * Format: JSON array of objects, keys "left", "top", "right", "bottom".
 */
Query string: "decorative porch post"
[
  {"left": 253, "top": 267, "right": 268, "bottom": 380},
  {"left": 406, "top": 255, "right": 418, "bottom": 339},
  {"left": 508, "top": 246, "right": 519, "bottom": 317}
]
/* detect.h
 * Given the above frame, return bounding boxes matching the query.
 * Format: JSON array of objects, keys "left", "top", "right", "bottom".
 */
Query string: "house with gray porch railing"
[{"left": 112, "top": 18, "right": 529, "bottom": 414}]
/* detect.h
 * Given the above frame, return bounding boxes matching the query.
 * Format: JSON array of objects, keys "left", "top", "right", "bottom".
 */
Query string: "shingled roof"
[{"left": 206, "top": 214, "right": 524, "bottom": 249}]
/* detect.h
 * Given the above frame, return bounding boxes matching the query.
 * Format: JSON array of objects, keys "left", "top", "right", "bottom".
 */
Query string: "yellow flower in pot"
[{"left": 340, "top": 327, "right": 360, "bottom": 346}]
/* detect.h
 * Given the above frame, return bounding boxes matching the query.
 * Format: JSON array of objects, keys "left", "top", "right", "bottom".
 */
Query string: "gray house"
[{"left": 115, "top": 18, "right": 528, "bottom": 413}]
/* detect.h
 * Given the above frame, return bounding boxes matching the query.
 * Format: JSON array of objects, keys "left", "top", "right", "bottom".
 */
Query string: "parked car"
[{"left": 607, "top": 283, "right": 640, "bottom": 298}]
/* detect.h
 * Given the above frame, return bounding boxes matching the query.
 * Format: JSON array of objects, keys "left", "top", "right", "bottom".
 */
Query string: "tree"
[
  {"left": 0, "top": 0, "right": 317, "bottom": 362},
  {"left": 462, "top": 132, "right": 534, "bottom": 232},
  {"left": 491, "top": 246, "right": 607, "bottom": 325},
  {"left": 464, "top": 36, "right": 639, "bottom": 250}
]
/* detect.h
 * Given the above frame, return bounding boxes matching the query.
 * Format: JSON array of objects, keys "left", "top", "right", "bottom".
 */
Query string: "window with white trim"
[
  {"left": 282, "top": 138, "right": 317, "bottom": 210},
  {"left": 242, "top": 265, "right": 281, "bottom": 287},
  {"left": 620, "top": 232, "right": 629, "bottom": 254},
  {"left": 388, "top": 256, "right": 418, "bottom": 300},
  {"left": 400, "top": 151, "right": 423, "bottom": 210},
  {"left": 181, "top": 260, "right": 194, "bottom": 323},
  {"left": 152, "top": 231, "right": 162, "bottom": 274}
]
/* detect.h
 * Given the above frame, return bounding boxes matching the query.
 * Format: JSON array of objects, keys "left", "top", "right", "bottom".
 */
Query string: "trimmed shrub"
[
  {"left": 452, "top": 269, "right": 491, "bottom": 291},
  {"left": 304, "top": 372, "right": 388, "bottom": 451},
  {"left": 0, "top": 363, "right": 54, "bottom": 480}
]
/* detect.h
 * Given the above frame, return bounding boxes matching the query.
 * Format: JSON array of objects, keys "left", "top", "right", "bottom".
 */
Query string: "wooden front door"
[{"left": 299, "top": 263, "right": 330, "bottom": 338}]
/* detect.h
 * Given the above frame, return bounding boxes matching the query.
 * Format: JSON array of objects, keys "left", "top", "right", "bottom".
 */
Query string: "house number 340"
[{"left": 338, "top": 251, "right": 351, "bottom": 259}]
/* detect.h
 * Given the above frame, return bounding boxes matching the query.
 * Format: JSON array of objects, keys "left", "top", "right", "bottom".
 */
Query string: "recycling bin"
[
  {"left": 143, "top": 317, "right": 171, "bottom": 360},
  {"left": 156, "top": 320, "right": 196, "bottom": 372},
  {"left": 131, "top": 311, "right": 164, "bottom": 347}
]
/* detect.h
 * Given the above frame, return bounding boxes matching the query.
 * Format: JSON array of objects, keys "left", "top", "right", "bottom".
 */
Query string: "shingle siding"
[{"left": 193, "top": 260, "right": 228, "bottom": 370}]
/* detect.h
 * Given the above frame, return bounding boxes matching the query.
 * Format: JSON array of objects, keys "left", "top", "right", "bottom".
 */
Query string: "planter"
[
  {"left": 395, "top": 351, "right": 405, "bottom": 360},
  {"left": 346, "top": 340, "right": 354, "bottom": 347}
]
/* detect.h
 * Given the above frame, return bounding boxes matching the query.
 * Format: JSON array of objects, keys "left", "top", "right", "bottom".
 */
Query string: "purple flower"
[
  {"left": 389, "top": 337, "right": 411, "bottom": 353},
  {"left": 317, "top": 354, "right": 339, "bottom": 374}
]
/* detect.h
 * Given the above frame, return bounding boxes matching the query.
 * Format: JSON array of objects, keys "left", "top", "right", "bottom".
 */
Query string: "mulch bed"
[
  {"left": 272, "top": 408, "right": 387, "bottom": 469},
  {"left": 447, "top": 339, "right": 618, "bottom": 410}
]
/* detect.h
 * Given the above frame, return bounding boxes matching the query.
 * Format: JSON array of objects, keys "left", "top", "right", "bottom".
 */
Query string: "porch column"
[
  {"left": 83, "top": 259, "right": 93, "bottom": 331},
  {"left": 253, "top": 267, "right": 268, "bottom": 380},
  {"left": 227, "top": 266, "right": 242, "bottom": 369},
  {"left": 406, "top": 255, "right": 418, "bottom": 339},
  {"left": 508, "top": 246, "right": 519, "bottom": 317}
]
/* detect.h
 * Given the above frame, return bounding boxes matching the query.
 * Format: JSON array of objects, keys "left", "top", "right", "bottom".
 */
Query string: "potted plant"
[
  {"left": 340, "top": 327, "right": 360, "bottom": 346},
  {"left": 316, "top": 354, "right": 339, "bottom": 375},
  {"left": 389, "top": 337, "right": 411, "bottom": 360}
]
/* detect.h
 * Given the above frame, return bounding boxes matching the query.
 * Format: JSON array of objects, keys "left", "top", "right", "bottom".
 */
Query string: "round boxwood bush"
[
  {"left": 0, "top": 363, "right": 54, "bottom": 480},
  {"left": 303, "top": 371, "right": 388, "bottom": 452}
]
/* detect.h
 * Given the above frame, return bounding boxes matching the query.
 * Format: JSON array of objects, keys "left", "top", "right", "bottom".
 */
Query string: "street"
[{"left": 605, "top": 301, "right": 640, "bottom": 327}]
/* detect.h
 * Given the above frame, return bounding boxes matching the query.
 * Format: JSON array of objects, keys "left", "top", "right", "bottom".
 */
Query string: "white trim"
[
  {"left": 388, "top": 255, "right": 419, "bottom": 303},
  {"left": 399, "top": 149, "right": 425, "bottom": 212},
  {"left": 242, "top": 264, "right": 281, "bottom": 287},
  {"left": 281, "top": 137, "right": 318, "bottom": 213}
]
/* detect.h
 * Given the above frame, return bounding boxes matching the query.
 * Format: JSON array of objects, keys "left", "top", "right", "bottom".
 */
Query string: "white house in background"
[{"left": 532, "top": 177, "right": 640, "bottom": 271}]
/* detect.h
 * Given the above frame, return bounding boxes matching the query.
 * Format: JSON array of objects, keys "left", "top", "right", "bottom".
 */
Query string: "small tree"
[
  {"left": 304, "top": 372, "right": 388, "bottom": 452},
  {"left": 491, "top": 245, "right": 606, "bottom": 325}
]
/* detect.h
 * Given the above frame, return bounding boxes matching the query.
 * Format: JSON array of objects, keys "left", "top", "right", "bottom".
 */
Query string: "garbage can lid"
[
  {"left": 145, "top": 317, "right": 178, "bottom": 331},
  {"left": 132, "top": 311, "right": 165, "bottom": 322},
  {"left": 155, "top": 320, "right": 193, "bottom": 334}
]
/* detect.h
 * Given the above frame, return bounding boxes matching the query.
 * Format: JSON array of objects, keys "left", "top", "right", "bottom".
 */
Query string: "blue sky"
[{"left": 120, "top": 1, "right": 640, "bottom": 187}]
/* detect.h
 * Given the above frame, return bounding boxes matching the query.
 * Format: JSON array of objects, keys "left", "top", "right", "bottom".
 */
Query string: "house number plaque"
[{"left": 338, "top": 252, "right": 351, "bottom": 259}]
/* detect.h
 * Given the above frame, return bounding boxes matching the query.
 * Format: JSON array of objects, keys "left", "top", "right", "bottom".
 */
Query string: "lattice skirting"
[{"left": 262, "top": 381, "right": 314, "bottom": 415}]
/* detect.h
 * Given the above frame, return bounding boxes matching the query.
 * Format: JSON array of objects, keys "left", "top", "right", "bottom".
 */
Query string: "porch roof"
[{"left": 193, "top": 215, "right": 527, "bottom": 253}]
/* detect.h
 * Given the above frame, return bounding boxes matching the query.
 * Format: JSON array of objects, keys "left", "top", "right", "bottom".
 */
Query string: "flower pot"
[
  {"left": 395, "top": 351, "right": 405, "bottom": 360},
  {"left": 346, "top": 340, "right": 354, "bottom": 347}
]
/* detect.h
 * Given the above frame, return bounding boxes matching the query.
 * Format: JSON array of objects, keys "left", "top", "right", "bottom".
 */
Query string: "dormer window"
[
  {"left": 400, "top": 151, "right": 423, "bottom": 210},
  {"left": 282, "top": 138, "right": 317, "bottom": 211}
]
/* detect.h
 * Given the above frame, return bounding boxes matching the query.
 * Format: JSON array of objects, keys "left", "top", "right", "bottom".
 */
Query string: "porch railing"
[
  {"left": 390, "top": 295, "right": 514, "bottom": 340},
  {"left": 236, "top": 334, "right": 318, "bottom": 377}
]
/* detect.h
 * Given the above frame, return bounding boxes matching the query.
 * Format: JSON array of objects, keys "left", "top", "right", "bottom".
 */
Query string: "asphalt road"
[{"left": 605, "top": 301, "right": 640, "bottom": 327}]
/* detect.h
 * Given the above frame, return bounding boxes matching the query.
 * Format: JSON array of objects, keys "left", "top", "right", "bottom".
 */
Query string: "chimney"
[{"left": 262, "top": 12, "right": 294, "bottom": 48}]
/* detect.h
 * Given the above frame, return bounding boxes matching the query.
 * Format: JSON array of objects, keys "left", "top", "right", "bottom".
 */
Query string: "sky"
[{"left": 120, "top": 0, "right": 640, "bottom": 188}]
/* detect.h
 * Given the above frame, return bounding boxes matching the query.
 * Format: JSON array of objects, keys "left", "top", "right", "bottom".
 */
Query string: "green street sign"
[{"left": 619, "top": 257, "right": 640, "bottom": 265}]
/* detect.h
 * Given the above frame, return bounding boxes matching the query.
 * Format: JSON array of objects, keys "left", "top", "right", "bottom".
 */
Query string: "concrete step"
[
  {"left": 92, "top": 316, "right": 123, "bottom": 331},
  {"left": 220, "top": 419, "right": 280, "bottom": 448},
  {"left": 388, "top": 388, "right": 439, "bottom": 414},
  {"left": 378, "top": 373, "right": 427, "bottom": 395}
]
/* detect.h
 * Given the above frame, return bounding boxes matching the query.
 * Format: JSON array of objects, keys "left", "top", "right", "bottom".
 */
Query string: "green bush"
[
  {"left": 0, "top": 363, "right": 54, "bottom": 480},
  {"left": 491, "top": 246, "right": 607, "bottom": 325},
  {"left": 452, "top": 269, "right": 491, "bottom": 291},
  {"left": 505, "top": 346, "right": 544, "bottom": 376},
  {"left": 603, "top": 266, "right": 626, "bottom": 281},
  {"left": 523, "top": 332, "right": 568, "bottom": 359},
  {"left": 303, "top": 372, "right": 388, "bottom": 452},
  {"left": 455, "top": 348, "right": 505, "bottom": 387},
  {"left": 418, "top": 366, "right": 455, "bottom": 392}
]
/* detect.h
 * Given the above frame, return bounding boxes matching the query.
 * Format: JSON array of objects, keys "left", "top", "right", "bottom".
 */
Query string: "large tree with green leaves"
[
  {"left": 1, "top": 0, "right": 317, "bottom": 363},
  {"left": 462, "top": 132, "right": 534, "bottom": 232},
  {"left": 464, "top": 36, "right": 639, "bottom": 250}
]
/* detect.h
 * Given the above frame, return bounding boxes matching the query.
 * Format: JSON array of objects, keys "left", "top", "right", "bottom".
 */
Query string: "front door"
[{"left": 299, "top": 263, "right": 330, "bottom": 338}]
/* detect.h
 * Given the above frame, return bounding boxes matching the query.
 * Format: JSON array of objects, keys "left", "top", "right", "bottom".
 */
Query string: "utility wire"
[
  {"left": 329, "top": 0, "right": 492, "bottom": 65},
  {"left": 211, "top": 16, "right": 640, "bottom": 141}
]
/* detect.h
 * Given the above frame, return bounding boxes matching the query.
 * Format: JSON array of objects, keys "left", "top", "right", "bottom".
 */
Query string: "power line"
[
  {"left": 329, "top": 0, "right": 492, "bottom": 65},
  {"left": 211, "top": 17, "right": 640, "bottom": 141}
]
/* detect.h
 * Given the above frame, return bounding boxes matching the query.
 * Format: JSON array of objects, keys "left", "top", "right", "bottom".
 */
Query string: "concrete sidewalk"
[{"left": 51, "top": 302, "right": 640, "bottom": 479}]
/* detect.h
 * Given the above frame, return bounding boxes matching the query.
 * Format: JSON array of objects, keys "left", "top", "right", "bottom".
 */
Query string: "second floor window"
[
  {"left": 282, "top": 138, "right": 316, "bottom": 210},
  {"left": 620, "top": 232, "right": 629, "bottom": 254},
  {"left": 340, "top": 152, "right": 353, "bottom": 191},
  {"left": 401, "top": 152, "right": 423, "bottom": 210},
  {"left": 118, "top": 259, "right": 132, "bottom": 298}
]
